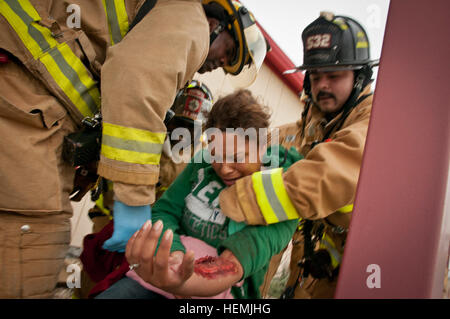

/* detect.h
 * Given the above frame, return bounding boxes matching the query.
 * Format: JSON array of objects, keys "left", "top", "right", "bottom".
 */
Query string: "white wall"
[
  {"left": 194, "top": 63, "right": 304, "bottom": 128},
  {"left": 70, "top": 64, "right": 304, "bottom": 247}
]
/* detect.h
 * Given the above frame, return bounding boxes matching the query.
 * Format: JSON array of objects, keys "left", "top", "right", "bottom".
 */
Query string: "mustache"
[{"left": 316, "top": 91, "right": 336, "bottom": 101}]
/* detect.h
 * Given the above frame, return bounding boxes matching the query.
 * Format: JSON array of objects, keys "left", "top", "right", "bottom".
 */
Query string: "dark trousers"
[{"left": 95, "top": 277, "right": 167, "bottom": 299}]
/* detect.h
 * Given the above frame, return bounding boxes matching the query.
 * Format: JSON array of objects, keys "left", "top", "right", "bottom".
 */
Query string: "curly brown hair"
[{"left": 204, "top": 89, "right": 271, "bottom": 131}]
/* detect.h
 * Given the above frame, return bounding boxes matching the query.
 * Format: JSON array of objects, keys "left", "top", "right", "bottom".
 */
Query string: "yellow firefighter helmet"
[{"left": 202, "top": 0, "right": 267, "bottom": 87}]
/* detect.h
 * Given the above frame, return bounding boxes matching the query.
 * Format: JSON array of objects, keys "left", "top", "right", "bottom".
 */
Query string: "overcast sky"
[{"left": 241, "top": 0, "right": 390, "bottom": 78}]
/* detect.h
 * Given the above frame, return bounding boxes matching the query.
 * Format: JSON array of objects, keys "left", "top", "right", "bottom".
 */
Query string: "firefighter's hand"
[
  {"left": 262, "top": 145, "right": 304, "bottom": 170},
  {"left": 125, "top": 220, "right": 195, "bottom": 292},
  {"left": 102, "top": 200, "right": 151, "bottom": 252}
]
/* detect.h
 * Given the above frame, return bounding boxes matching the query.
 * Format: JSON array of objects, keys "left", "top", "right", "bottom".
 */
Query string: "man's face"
[
  {"left": 310, "top": 70, "right": 355, "bottom": 117},
  {"left": 198, "top": 19, "right": 236, "bottom": 73}
]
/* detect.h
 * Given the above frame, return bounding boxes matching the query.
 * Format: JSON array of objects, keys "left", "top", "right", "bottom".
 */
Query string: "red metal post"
[{"left": 335, "top": 0, "right": 450, "bottom": 298}]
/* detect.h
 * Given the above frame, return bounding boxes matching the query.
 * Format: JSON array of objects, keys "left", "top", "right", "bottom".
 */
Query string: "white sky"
[{"left": 241, "top": 0, "right": 390, "bottom": 81}]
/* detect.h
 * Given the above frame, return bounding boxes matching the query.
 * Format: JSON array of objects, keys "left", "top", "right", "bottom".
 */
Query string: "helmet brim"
[{"left": 283, "top": 59, "right": 379, "bottom": 74}]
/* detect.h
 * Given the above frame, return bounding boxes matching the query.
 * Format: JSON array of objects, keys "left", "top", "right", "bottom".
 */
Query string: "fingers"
[
  {"left": 153, "top": 228, "right": 173, "bottom": 275},
  {"left": 125, "top": 220, "right": 152, "bottom": 264},
  {"left": 179, "top": 249, "right": 195, "bottom": 282},
  {"left": 125, "top": 220, "right": 179, "bottom": 287},
  {"left": 139, "top": 220, "right": 164, "bottom": 266},
  {"left": 125, "top": 226, "right": 142, "bottom": 262}
]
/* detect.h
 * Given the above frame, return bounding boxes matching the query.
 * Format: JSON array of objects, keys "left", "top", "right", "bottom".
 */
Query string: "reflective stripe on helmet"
[
  {"left": 251, "top": 168, "right": 299, "bottom": 224},
  {"left": 0, "top": 0, "right": 100, "bottom": 118},
  {"left": 102, "top": 0, "right": 129, "bottom": 45},
  {"left": 101, "top": 122, "right": 166, "bottom": 165}
]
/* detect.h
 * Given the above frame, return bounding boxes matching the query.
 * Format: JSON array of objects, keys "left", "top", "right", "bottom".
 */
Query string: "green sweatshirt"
[{"left": 152, "top": 148, "right": 300, "bottom": 299}]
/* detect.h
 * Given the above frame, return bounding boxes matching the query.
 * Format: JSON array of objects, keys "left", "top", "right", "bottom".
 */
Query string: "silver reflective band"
[
  {"left": 321, "top": 238, "right": 342, "bottom": 264},
  {"left": 261, "top": 170, "right": 289, "bottom": 222}
]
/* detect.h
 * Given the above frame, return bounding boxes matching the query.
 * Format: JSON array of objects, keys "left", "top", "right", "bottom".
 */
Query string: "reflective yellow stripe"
[
  {"left": 0, "top": 0, "right": 41, "bottom": 58},
  {"left": 95, "top": 194, "right": 112, "bottom": 219},
  {"left": 296, "top": 218, "right": 304, "bottom": 230},
  {"left": 337, "top": 204, "right": 353, "bottom": 213},
  {"left": 40, "top": 44, "right": 100, "bottom": 117},
  {"left": 320, "top": 234, "right": 341, "bottom": 269},
  {"left": 252, "top": 168, "right": 299, "bottom": 224},
  {"left": 334, "top": 19, "right": 348, "bottom": 30},
  {"left": 158, "top": 186, "right": 168, "bottom": 192},
  {"left": 102, "top": 0, "right": 129, "bottom": 45},
  {"left": 252, "top": 171, "right": 278, "bottom": 224},
  {"left": 114, "top": 0, "right": 129, "bottom": 38},
  {"left": 271, "top": 168, "right": 299, "bottom": 220},
  {"left": 101, "top": 122, "right": 165, "bottom": 165},
  {"left": 103, "top": 123, "right": 166, "bottom": 144},
  {"left": 356, "top": 41, "right": 368, "bottom": 49},
  {"left": 101, "top": 144, "right": 162, "bottom": 165},
  {"left": 0, "top": 0, "right": 100, "bottom": 118}
]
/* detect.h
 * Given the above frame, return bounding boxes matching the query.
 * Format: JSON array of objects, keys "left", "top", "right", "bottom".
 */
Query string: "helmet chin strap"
[
  {"left": 209, "top": 22, "right": 226, "bottom": 45},
  {"left": 345, "top": 65, "right": 374, "bottom": 111}
]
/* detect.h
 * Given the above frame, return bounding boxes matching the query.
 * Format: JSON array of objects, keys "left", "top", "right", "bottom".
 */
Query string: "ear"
[{"left": 207, "top": 17, "right": 220, "bottom": 33}]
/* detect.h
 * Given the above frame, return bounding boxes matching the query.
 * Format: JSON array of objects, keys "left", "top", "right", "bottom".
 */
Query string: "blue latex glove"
[{"left": 102, "top": 200, "right": 151, "bottom": 252}]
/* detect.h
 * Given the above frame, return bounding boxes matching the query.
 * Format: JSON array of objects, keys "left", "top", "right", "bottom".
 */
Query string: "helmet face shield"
[
  {"left": 203, "top": 0, "right": 267, "bottom": 86},
  {"left": 245, "top": 24, "right": 267, "bottom": 72},
  {"left": 228, "top": 23, "right": 267, "bottom": 88}
]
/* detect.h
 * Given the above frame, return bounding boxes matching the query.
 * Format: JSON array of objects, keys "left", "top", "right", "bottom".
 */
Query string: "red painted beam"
[{"left": 335, "top": 0, "right": 450, "bottom": 298}]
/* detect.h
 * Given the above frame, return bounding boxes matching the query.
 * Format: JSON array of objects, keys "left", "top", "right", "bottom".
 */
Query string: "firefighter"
[
  {"left": 157, "top": 80, "right": 214, "bottom": 200},
  {"left": 88, "top": 80, "right": 214, "bottom": 233},
  {"left": 76, "top": 80, "right": 213, "bottom": 299},
  {"left": 218, "top": 12, "right": 380, "bottom": 298},
  {"left": 0, "top": 0, "right": 266, "bottom": 298}
]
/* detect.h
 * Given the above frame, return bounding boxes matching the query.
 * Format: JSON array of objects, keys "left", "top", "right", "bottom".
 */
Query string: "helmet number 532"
[{"left": 306, "top": 34, "right": 331, "bottom": 50}]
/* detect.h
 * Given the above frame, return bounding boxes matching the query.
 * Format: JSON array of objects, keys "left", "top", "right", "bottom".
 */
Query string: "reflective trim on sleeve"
[
  {"left": 101, "top": 122, "right": 166, "bottom": 165},
  {"left": 251, "top": 167, "right": 299, "bottom": 224},
  {"left": 0, "top": 0, "right": 100, "bottom": 118},
  {"left": 337, "top": 204, "right": 353, "bottom": 213},
  {"left": 95, "top": 194, "right": 112, "bottom": 219},
  {"left": 102, "top": 0, "right": 129, "bottom": 45}
]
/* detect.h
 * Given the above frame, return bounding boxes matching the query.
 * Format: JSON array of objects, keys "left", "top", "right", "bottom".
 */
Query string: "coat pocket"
[{"left": 0, "top": 56, "right": 67, "bottom": 129}]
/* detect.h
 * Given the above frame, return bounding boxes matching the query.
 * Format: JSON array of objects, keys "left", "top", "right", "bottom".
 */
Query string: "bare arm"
[{"left": 126, "top": 220, "right": 244, "bottom": 297}]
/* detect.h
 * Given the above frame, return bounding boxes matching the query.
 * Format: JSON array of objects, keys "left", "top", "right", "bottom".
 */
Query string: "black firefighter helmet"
[
  {"left": 286, "top": 12, "right": 379, "bottom": 100},
  {"left": 299, "top": 12, "right": 378, "bottom": 72}
]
